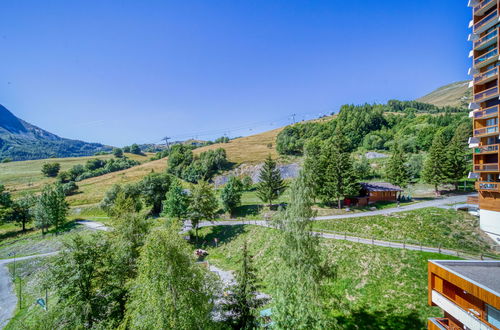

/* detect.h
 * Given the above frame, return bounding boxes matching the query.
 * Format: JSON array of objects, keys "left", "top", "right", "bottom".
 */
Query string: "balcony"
[
  {"left": 474, "top": 143, "right": 500, "bottom": 154},
  {"left": 474, "top": 48, "right": 499, "bottom": 69},
  {"left": 474, "top": 66, "right": 498, "bottom": 85},
  {"left": 473, "top": 28, "right": 498, "bottom": 50},
  {"left": 473, "top": 85, "right": 499, "bottom": 102},
  {"left": 474, "top": 163, "right": 499, "bottom": 171},
  {"left": 474, "top": 9, "right": 499, "bottom": 34},
  {"left": 476, "top": 181, "right": 500, "bottom": 191},
  {"left": 473, "top": 105, "right": 499, "bottom": 119},
  {"left": 474, "top": 0, "right": 497, "bottom": 17},
  {"left": 474, "top": 123, "right": 499, "bottom": 136},
  {"left": 428, "top": 317, "right": 462, "bottom": 330}
]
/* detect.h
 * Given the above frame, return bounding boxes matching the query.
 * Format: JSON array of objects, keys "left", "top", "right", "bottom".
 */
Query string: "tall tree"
[
  {"left": 162, "top": 180, "right": 190, "bottom": 220},
  {"left": 422, "top": 131, "right": 449, "bottom": 196},
  {"left": 256, "top": 155, "right": 286, "bottom": 208},
  {"left": 220, "top": 176, "right": 243, "bottom": 217},
  {"left": 49, "top": 234, "right": 121, "bottom": 328},
  {"left": 34, "top": 184, "right": 68, "bottom": 234},
  {"left": 385, "top": 141, "right": 410, "bottom": 188},
  {"left": 224, "top": 240, "right": 264, "bottom": 329},
  {"left": 447, "top": 123, "right": 470, "bottom": 190},
  {"left": 41, "top": 162, "right": 61, "bottom": 177},
  {"left": 271, "top": 174, "right": 336, "bottom": 328},
  {"left": 6, "top": 194, "right": 36, "bottom": 232},
  {"left": 189, "top": 180, "right": 218, "bottom": 238},
  {"left": 139, "top": 172, "right": 171, "bottom": 215},
  {"left": 319, "top": 128, "right": 359, "bottom": 209},
  {"left": 303, "top": 138, "right": 323, "bottom": 200},
  {"left": 123, "top": 226, "right": 217, "bottom": 329}
]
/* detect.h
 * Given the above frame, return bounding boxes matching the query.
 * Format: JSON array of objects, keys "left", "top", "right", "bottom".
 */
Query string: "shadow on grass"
[
  {"left": 233, "top": 205, "right": 262, "bottom": 217},
  {"left": 195, "top": 225, "right": 246, "bottom": 249},
  {"left": 337, "top": 308, "right": 424, "bottom": 330},
  {"left": 0, "top": 227, "right": 36, "bottom": 241}
]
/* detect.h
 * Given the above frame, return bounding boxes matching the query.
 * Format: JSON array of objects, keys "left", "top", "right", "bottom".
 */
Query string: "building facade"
[
  {"left": 428, "top": 260, "right": 500, "bottom": 330},
  {"left": 468, "top": 0, "right": 500, "bottom": 244}
]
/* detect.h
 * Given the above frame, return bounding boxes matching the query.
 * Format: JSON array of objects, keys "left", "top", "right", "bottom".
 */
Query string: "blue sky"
[{"left": 0, "top": 0, "right": 470, "bottom": 147}]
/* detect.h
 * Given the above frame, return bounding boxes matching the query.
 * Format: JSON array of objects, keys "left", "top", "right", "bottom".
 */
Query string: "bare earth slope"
[{"left": 417, "top": 81, "right": 471, "bottom": 108}]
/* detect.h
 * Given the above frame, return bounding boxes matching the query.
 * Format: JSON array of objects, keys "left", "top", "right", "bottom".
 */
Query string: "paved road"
[
  {"left": 0, "top": 221, "right": 108, "bottom": 329},
  {"left": 313, "top": 194, "right": 473, "bottom": 221}
]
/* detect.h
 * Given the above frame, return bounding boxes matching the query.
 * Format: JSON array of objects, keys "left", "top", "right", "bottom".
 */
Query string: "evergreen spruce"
[
  {"left": 256, "top": 155, "right": 286, "bottom": 208},
  {"left": 319, "top": 128, "right": 360, "bottom": 209},
  {"left": 422, "top": 131, "right": 449, "bottom": 196},
  {"left": 447, "top": 123, "right": 470, "bottom": 190},
  {"left": 385, "top": 141, "right": 410, "bottom": 188},
  {"left": 224, "top": 241, "right": 264, "bottom": 329},
  {"left": 271, "top": 173, "right": 336, "bottom": 328}
]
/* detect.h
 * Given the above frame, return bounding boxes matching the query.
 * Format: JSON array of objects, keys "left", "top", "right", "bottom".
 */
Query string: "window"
[
  {"left": 486, "top": 117, "right": 498, "bottom": 126},
  {"left": 487, "top": 304, "right": 500, "bottom": 328}
]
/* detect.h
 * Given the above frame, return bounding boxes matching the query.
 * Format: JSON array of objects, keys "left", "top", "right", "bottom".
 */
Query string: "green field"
[
  {"left": 311, "top": 208, "right": 495, "bottom": 254},
  {"left": 0, "top": 153, "right": 153, "bottom": 198},
  {"left": 196, "top": 225, "right": 458, "bottom": 328}
]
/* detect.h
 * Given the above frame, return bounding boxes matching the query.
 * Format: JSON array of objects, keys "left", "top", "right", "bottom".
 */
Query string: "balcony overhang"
[
  {"left": 431, "top": 290, "right": 493, "bottom": 330},
  {"left": 470, "top": 67, "right": 479, "bottom": 76},
  {"left": 469, "top": 33, "right": 480, "bottom": 42},
  {"left": 469, "top": 172, "right": 481, "bottom": 179},
  {"left": 474, "top": 54, "right": 499, "bottom": 70},
  {"left": 474, "top": 14, "right": 500, "bottom": 35},
  {"left": 469, "top": 102, "right": 480, "bottom": 110},
  {"left": 474, "top": 0, "right": 497, "bottom": 17},
  {"left": 469, "top": 0, "right": 480, "bottom": 7}
]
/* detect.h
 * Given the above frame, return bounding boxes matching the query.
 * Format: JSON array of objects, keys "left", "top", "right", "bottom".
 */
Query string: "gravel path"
[{"left": 0, "top": 221, "right": 108, "bottom": 328}]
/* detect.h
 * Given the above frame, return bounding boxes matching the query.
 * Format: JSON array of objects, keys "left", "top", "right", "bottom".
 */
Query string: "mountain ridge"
[{"left": 0, "top": 104, "right": 111, "bottom": 161}]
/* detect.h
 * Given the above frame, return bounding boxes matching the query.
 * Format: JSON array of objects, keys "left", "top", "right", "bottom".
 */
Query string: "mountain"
[
  {"left": 416, "top": 80, "right": 471, "bottom": 108},
  {"left": 0, "top": 104, "right": 111, "bottom": 161}
]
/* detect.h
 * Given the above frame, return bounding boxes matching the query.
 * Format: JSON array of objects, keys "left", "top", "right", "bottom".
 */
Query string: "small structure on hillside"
[{"left": 355, "top": 182, "right": 403, "bottom": 206}]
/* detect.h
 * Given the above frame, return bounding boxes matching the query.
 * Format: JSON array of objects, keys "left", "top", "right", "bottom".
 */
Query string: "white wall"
[{"left": 480, "top": 209, "right": 500, "bottom": 244}]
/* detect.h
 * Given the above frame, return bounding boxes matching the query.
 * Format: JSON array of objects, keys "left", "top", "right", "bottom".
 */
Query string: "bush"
[{"left": 41, "top": 162, "right": 61, "bottom": 177}]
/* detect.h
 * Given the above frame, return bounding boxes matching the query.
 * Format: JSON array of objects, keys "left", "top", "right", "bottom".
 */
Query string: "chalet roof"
[
  {"left": 431, "top": 260, "right": 500, "bottom": 297},
  {"left": 360, "top": 182, "right": 403, "bottom": 192}
]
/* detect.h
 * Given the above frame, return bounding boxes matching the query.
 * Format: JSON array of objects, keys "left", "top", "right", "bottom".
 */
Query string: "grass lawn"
[
  {"left": 1, "top": 153, "right": 153, "bottom": 200},
  {"left": 0, "top": 221, "right": 90, "bottom": 260},
  {"left": 196, "top": 225, "right": 458, "bottom": 328},
  {"left": 311, "top": 208, "right": 495, "bottom": 254}
]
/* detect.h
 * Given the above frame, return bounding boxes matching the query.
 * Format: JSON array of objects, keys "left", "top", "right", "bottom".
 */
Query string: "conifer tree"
[
  {"left": 223, "top": 241, "right": 264, "bottom": 329},
  {"left": 256, "top": 155, "right": 286, "bottom": 208},
  {"left": 303, "top": 138, "right": 323, "bottom": 200},
  {"left": 422, "top": 131, "right": 449, "bottom": 196},
  {"left": 319, "top": 128, "right": 359, "bottom": 209},
  {"left": 447, "top": 123, "right": 470, "bottom": 190},
  {"left": 385, "top": 141, "right": 410, "bottom": 188},
  {"left": 271, "top": 173, "right": 335, "bottom": 328}
]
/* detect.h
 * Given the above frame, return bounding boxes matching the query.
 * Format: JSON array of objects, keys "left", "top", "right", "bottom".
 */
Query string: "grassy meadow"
[
  {"left": 196, "top": 225, "right": 458, "bottom": 328},
  {"left": 312, "top": 208, "right": 495, "bottom": 254}
]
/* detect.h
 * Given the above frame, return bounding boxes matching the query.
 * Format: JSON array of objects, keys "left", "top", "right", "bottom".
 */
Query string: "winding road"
[{"left": 0, "top": 194, "right": 476, "bottom": 328}]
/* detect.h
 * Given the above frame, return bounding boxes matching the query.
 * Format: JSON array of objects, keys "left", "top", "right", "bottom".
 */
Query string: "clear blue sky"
[{"left": 0, "top": 0, "right": 470, "bottom": 147}]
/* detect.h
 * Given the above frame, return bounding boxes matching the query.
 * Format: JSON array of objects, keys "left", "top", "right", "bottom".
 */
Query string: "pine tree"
[
  {"left": 447, "top": 123, "right": 470, "bottom": 191},
  {"left": 256, "top": 155, "right": 286, "bottom": 208},
  {"left": 385, "top": 141, "right": 410, "bottom": 188},
  {"left": 303, "top": 138, "right": 323, "bottom": 200},
  {"left": 320, "top": 128, "right": 360, "bottom": 209},
  {"left": 422, "top": 131, "right": 449, "bottom": 196},
  {"left": 223, "top": 241, "right": 264, "bottom": 329},
  {"left": 271, "top": 173, "right": 336, "bottom": 328},
  {"left": 220, "top": 176, "right": 243, "bottom": 217}
]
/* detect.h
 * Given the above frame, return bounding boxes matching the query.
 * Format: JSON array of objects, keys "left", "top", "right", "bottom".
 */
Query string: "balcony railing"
[
  {"left": 474, "top": 47, "right": 498, "bottom": 66},
  {"left": 474, "top": 9, "right": 498, "bottom": 31},
  {"left": 476, "top": 181, "right": 500, "bottom": 191},
  {"left": 474, "top": 66, "right": 498, "bottom": 84},
  {"left": 429, "top": 317, "right": 462, "bottom": 330},
  {"left": 473, "top": 85, "right": 498, "bottom": 101},
  {"left": 474, "top": 28, "right": 498, "bottom": 48},
  {"left": 473, "top": 105, "right": 499, "bottom": 119},
  {"left": 474, "top": 124, "right": 499, "bottom": 136},
  {"left": 474, "top": 143, "right": 499, "bottom": 153},
  {"left": 474, "top": 0, "right": 495, "bottom": 15},
  {"left": 474, "top": 163, "right": 499, "bottom": 171}
]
